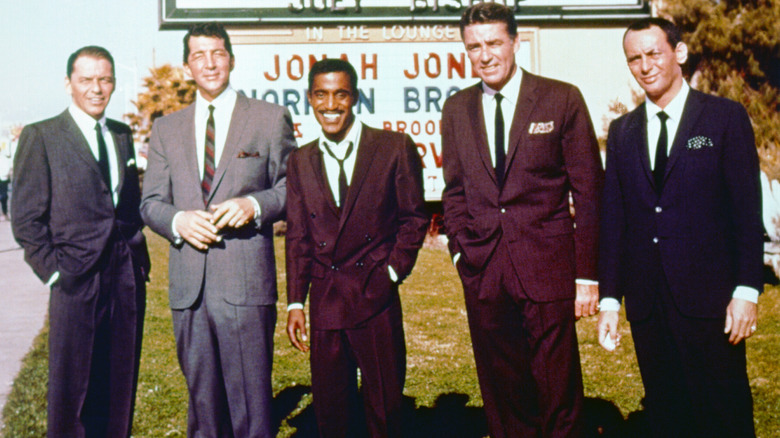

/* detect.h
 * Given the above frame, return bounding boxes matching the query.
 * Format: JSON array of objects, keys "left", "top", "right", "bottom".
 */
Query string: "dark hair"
[
  {"left": 308, "top": 58, "right": 358, "bottom": 96},
  {"left": 183, "top": 22, "right": 233, "bottom": 63},
  {"left": 67, "top": 46, "right": 114, "bottom": 78},
  {"left": 624, "top": 17, "right": 683, "bottom": 49},
  {"left": 459, "top": 2, "right": 518, "bottom": 40}
]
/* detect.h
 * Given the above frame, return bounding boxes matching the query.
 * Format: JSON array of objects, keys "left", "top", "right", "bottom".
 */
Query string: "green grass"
[{"left": 2, "top": 230, "right": 779, "bottom": 437}]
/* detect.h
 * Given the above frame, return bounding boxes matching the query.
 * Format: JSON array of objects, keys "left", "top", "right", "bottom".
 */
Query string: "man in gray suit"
[
  {"left": 141, "top": 22, "right": 296, "bottom": 437},
  {"left": 13, "top": 46, "right": 149, "bottom": 437}
]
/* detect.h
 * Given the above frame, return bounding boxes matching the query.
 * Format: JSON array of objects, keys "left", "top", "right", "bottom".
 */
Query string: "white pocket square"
[
  {"left": 686, "top": 136, "right": 713, "bottom": 150},
  {"left": 529, "top": 121, "right": 554, "bottom": 135},
  {"left": 127, "top": 158, "right": 136, "bottom": 166}
]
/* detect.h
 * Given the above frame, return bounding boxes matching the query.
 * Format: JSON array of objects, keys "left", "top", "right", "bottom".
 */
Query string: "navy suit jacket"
[{"left": 599, "top": 89, "right": 763, "bottom": 321}]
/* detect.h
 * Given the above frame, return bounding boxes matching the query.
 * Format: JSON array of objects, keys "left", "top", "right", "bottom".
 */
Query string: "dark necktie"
[
  {"left": 94, "top": 123, "right": 110, "bottom": 188},
  {"left": 202, "top": 105, "right": 216, "bottom": 205},
  {"left": 322, "top": 141, "right": 354, "bottom": 207},
  {"left": 654, "top": 111, "right": 670, "bottom": 195},
  {"left": 494, "top": 93, "right": 506, "bottom": 185}
]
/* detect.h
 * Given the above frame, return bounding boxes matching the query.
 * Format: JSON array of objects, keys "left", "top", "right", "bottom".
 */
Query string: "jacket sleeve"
[
  {"left": 285, "top": 150, "right": 313, "bottom": 306},
  {"left": 140, "top": 121, "right": 180, "bottom": 243},
  {"left": 598, "top": 119, "right": 626, "bottom": 301},
  {"left": 440, "top": 99, "right": 469, "bottom": 258}
]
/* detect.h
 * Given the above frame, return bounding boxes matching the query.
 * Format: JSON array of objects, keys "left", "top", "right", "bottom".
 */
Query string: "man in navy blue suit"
[{"left": 598, "top": 18, "right": 762, "bottom": 437}]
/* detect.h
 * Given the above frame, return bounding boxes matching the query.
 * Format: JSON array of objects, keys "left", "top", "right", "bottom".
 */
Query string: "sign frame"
[{"left": 159, "top": 0, "right": 650, "bottom": 29}]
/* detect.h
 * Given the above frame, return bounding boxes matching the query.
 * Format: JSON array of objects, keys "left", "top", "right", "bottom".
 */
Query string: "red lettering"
[
  {"left": 447, "top": 53, "right": 466, "bottom": 79},
  {"left": 362, "top": 53, "right": 378, "bottom": 80},
  {"left": 287, "top": 55, "right": 304, "bottom": 80},
  {"left": 424, "top": 53, "right": 441, "bottom": 78},
  {"left": 404, "top": 53, "right": 419, "bottom": 79},
  {"left": 264, "top": 55, "right": 280, "bottom": 81}
]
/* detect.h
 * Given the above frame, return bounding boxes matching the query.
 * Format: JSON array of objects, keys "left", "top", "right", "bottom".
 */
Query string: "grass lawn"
[{"left": 2, "top": 230, "right": 779, "bottom": 437}]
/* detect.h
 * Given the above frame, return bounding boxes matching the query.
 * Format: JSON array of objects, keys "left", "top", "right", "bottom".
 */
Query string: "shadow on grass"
[{"left": 274, "top": 389, "right": 651, "bottom": 438}]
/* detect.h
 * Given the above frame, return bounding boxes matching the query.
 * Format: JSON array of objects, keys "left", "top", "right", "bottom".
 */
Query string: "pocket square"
[
  {"left": 126, "top": 158, "right": 136, "bottom": 166},
  {"left": 686, "top": 136, "right": 713, "bottom": 150},
  {"left": 237, "top": 150, "right": 261, "bottom": 158},
  {"left": 529, "top": 121, "right": 554, "bottom": 135}
]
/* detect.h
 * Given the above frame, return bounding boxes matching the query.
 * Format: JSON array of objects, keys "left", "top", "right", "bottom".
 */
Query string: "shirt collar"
[
  {"left": 318, "top": 116, "right": 362, "bottom": 151},
  {"left": 195, "top": 85, "right": 237, "bottom": 115},
  {"left": 68, "top": 104, "right": 106, "bottom": 132},
  {"left": 482, "top": 67, "right": 523, "bottom": 104},
  {"left": 646, "top": 80, "right": 690, "bottom": 122}
]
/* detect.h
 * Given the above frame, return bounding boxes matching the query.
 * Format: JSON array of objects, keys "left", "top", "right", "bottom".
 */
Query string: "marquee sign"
[{"left": 160, "top": 0, "right": 650, "bottom": 28}]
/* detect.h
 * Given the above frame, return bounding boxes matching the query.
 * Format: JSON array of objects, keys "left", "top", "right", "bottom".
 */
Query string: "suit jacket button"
[
  {"left": 311, "top": 213, "right": 317, "bottom": 218},
  {"left": 655, "top": 206, "right": 662, "bottom": 213},
  {"left": 331, "top": 265, "right": 338, "bottom": 270},
  {"left": 652, "top": 237, "right": 659, "bottom": 244},
  {"left": 500, "top": 208, "right": 506, "bottom": 213},
  {"left": 365, "top": 234, "right": 372, "bottom": 241},
  {"left": 319, "top": 241, "right": 327, "bottom": 247},
  {"left": 356, "top": 262, "right": 364, "bottom": 268}
]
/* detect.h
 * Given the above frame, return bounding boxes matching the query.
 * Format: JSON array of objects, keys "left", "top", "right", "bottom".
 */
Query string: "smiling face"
[
  {"left": 463, "top": 22, "right": 520, "bottom": 91},
  {"left": 184, "top": 35, "right": 234, "bottom": 101},
  {"left": 623, "top": 25, "right": 688, "bottom": 108},
  {"left": 65, "top": 55, "right": 115, "bottom": 120},
  {"left": 308, "top": 71, "right": 357, "bottom": 142}
]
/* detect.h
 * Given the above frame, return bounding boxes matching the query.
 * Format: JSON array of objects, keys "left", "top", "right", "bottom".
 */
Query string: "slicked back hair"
[
  {"left": 459, "top": 2, "right": 518, "bottom": 40},
  {"left": 308, "top": 58, "right": 359, "bottom": 97},
  {"left": 183, "top": 22, "right": 233, "bottom": 64},
  {"left": 67, "top": 46, "right": 115, "bottom": 78}
]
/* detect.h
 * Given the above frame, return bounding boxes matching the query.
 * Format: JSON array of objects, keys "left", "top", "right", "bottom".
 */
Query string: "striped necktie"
[{"left": 202, "top": 104, "right": 215, "bottom": 205}]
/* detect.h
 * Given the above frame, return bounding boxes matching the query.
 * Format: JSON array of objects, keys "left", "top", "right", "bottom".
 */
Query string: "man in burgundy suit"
[
  {"left": 286, "top": 58, "right": 429, "bottom": 438},
  {"left": 441, "top": 3, "right": 603, "bottom": 437}
]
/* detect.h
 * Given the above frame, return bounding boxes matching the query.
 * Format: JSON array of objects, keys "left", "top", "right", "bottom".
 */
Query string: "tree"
[
  {"left": 659, "top": 0, "right": 780, "bottom": 178},
  {"left": 124, "top": 64, "right": 196, "bottom": 168}
]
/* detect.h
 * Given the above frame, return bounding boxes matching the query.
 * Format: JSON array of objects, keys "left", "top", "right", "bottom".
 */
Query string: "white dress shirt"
[
  {"left": 481, "top": 69, "right": 521, "bottom": 167},
  {"left": 599, "top": 81, "right": 757, "bottom": 312}
]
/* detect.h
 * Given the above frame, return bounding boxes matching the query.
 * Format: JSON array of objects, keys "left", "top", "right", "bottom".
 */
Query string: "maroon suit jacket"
[
  {"left": 441, "top": 71, "right": 603, "bottom": 301},
  {"left": 286, "top": 124, "right": 429, "bottom": 329}
]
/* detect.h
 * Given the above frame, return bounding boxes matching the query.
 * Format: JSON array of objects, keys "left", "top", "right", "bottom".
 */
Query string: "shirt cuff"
[
  {"left": 246, "top": 195, "right": 261, "bottom": 221},
  {"left": 452, "top": 253, "right": 461, "bottom": 266},
  {"left": 388, "top": 265, "right": 398, "bottom": 283},
  {"left": 732, "top": 286, "right": 759, "bottom": 304},
  {"left": 599, "top": 297, "right": 621, "bottom": 312},
  {"left": 172, "top": 211, "right": 184, "bottom": 245},
  {"left": 576, "top": 278, "right": 598, "bottom": 286},
  {"left": 46, "top": 271, "right": 60, "bottom": 288},
  {"left": 287, "top": 302, "right": 304, "bottom": 312}
]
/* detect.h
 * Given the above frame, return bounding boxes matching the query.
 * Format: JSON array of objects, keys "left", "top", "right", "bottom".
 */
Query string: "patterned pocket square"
[
  {"left": 529, "top": 121, "right": 554, "bottom": 135},
  {"left": 686, "top": 136, "right": 713, "bottom": 150},
  {"left": 237, "top": 150, "right": 261, "bottom": 158}
]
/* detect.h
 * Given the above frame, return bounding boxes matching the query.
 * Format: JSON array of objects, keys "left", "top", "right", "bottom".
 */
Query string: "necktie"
[
  {"left": 322, "top": 141, "right": 354, "bottom": 207},
  {"left": 94, "top": 123, "right": 110, "bottom": 188},
  {"left": 202, "top": 105, "right": 216, "bottom": 205},
  {"left": 494, "top": 93, "right": 506, "bottom": 185},
  {"left": 654, "top": 111, "right": 670, "bottom": 195}
]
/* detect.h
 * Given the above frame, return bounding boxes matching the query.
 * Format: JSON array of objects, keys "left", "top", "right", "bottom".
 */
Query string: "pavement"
[{"left": 0, "top": 218, "right": 49, "bottom": 424}]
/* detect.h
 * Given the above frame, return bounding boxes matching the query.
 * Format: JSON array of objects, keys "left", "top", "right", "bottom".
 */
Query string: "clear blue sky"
[{"left": 1, "top": 0, "right": 186, "bottom": 129}]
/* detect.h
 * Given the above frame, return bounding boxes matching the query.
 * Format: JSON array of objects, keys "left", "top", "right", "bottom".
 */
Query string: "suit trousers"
[
  {"left": 460, "top": 240, "right": 583, "bottom": 438},
  {"left": 172, "top": 281, "right": 277, "bottom": 438},
  {"left": 47, "top": 234, "right": 145, "bottom": 438},
  {"left": 310, "top": 300, "right": 406, "bottom": 438},
  {"left": 629, "top": 248, "right": 755, "bottom": 438}
]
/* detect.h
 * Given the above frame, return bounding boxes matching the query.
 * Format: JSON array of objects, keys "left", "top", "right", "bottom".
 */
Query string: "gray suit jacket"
[{"left": 141, "top": 93, "right": 296, "bottom": 309}]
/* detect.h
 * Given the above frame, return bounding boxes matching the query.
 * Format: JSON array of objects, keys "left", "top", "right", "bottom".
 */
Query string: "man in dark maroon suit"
[
  {"left": 441, "top": 3, "right": 603, "bottom": 437},
  {"left": 285, "top": 58, "right": 429, "bottom": 438}
]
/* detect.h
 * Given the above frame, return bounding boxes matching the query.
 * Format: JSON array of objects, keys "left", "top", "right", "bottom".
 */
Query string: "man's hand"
[
  {"left": 174, "top": 210, "right": 219, "bottom": 250},
  {"left": 287, "top": 309, "right": 309, "bottom": 353},
  {"left": 597, "top": 310, "right": 621, "bottom": 352},
  {"left": 575, "top": 283, "right": 599, "bottom": 319},
  {"left": 724, "top": 298, "right": 758, "bottom": 345},
  {"left": 210, "top": 197, "right": 255, "bottom": 230}
]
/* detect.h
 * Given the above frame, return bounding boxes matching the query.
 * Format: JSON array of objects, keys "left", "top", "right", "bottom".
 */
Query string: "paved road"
[{"left": 0, "top": 219, "right": 49, "bottom": 424}]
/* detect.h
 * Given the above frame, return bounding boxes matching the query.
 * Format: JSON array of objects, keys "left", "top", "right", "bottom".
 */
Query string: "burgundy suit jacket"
[
  {"left": 441, "top": 71, "right": 603, "bottom": 301},
  {"left": 286, "top": 124, "right": 429, "bottom": 329}
]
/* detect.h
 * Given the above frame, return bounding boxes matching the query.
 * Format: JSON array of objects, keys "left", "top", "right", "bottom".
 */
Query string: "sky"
[{"left": 0, "top": 0, "right": 187, "bottom": 131}]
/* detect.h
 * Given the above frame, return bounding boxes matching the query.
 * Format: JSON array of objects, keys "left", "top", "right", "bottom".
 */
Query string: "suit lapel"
[
  {"left": 58, "top": 111, "right": 107, "bottom": 187},
  {"left": 206, "top": 94, "right": 247, "bottom": 203},
  {"left": 178, "top": 105, "right": 202, "bottom": 197},
  {"left": 338, "top": 124, "right": 378, "bottom": 231},
  {"left": 464, "top": 86, "right": 497, "bottom": 186},
  {"left": 307, "top": 143, "right": 340, "bottom": 217},
  {"left": 664, "top": 90, "right": 703, "bottom": 182},
  {"left": 629, "top": 104, "right": 655, "bottom": 189},
  {"left": 505, "top": 70, "right": 539, "bottom": 176}
]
